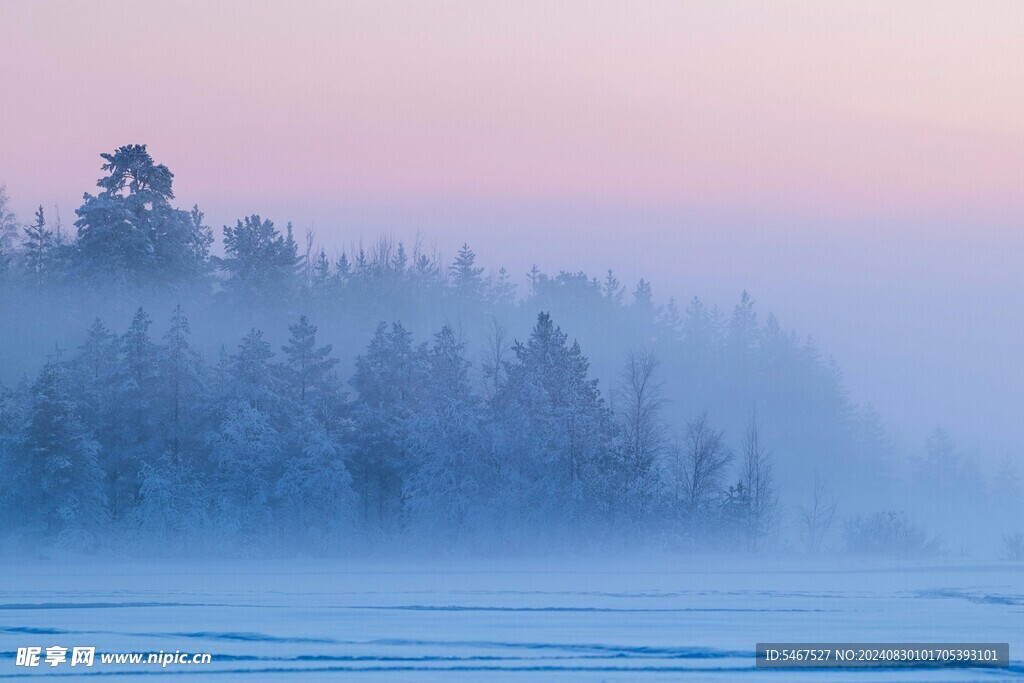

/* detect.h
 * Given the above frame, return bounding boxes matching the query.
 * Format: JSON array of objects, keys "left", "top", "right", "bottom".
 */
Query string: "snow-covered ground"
[{"left": 0, "top": 556, "right": 1021, "bottom": 681}]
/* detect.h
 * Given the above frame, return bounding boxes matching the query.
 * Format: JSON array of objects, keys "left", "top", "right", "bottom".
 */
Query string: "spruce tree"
[
  {"left": 450, "top": 243, "right": 484, "bottom": 298},
  {"left": 282, "top": 315, "right": 338, "bottom": 406},
  {"left": 160, "top": 306, "right": 204, "bottom": 458},
  {"left": 17, "top": 359, "right": 107, "bottom": 540},
  {"left": 22, "top": 205, "right": 53, "bottom": 288}
]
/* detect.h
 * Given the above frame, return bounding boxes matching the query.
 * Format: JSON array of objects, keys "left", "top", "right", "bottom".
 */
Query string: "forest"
[{"left": 0, "top": 145, "right": 1019, "bottom": 557}]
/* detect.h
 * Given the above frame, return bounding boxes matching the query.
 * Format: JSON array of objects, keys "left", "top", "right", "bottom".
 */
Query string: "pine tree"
[
  {"left": 404, "top": 324, "right": 485, "bottom": 542},
  {"left": 136, "top": 452, "right": 208, "bottom": 544},
  {"left": 450, "top": 243, "right": 484, "bottom": 298},
  {"left": 16, "top": 359, "right": 107, "bottom": 541},
  {"left": 182, "top": 205, "right": 215, "bottom": 287},
  {"left": 527, "top": 264, "right": 542, "bottom": 296},
  {"left": 350, "top": 322, "right": 427, "bottom": 529},
  {"left": 308, "top": 249, "right": 333, "bottom": 306},
  {"left": 633, "top": 279, "right": 653, "bottom": 310},
  {"left": 229, "top": 328, "right": 279, "bottom": 412},
  {"left": 603, "top": 269, "right": 624, "bottom": 304},
  {"left": 275, "top": 414, "right": 354, "bottom": 549},
  {"left": 22, "top": 205, "right": 53, "bottom": 288},
  {"left": 207, "top": 403, "right": 280, "bottom": 539},
  {"left": 493, "top": 312, "right": 617, "bottom": 538},
  {"left": 487, "top": 267, "right": 517, "bottom": 308},
  {"left": 729, "top": 290, "right": 758, "bottom": 354},
  {"left": 160, "top": 306, "right": 205, "bottom": 458},
  {"left": 0, "top": 379, "right": 21, "bottom": 534},
  {"left": 71, "top": 318, "right": 119, "bottom": 434},
  {"left": 334, "top": 252, "right": 351, "bottom": 286},
  {"left": 107, "top": 307, "right": 161, "bottom": 520},
  {"left": 282, "top": 315, "right": 338, "bottom": 405},
  {"left": 73, "top": 145, "right": 212, "bottom": 287},
  {"left": 219, "top": 215, "right": 300, "bottom": 304}
]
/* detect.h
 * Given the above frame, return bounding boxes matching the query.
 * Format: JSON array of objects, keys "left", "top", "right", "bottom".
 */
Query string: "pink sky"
[
  {"left": 2, "top": 1, "right": 1023, "bottom": 223},
  {"left": 1, "top": 1, "right": 1023, "bottom": 457}
]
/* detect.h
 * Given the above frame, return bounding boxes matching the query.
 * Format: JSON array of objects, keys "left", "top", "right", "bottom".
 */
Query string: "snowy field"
[{"left": 0, "top": 556, "right": 1021, "bottom": 681}]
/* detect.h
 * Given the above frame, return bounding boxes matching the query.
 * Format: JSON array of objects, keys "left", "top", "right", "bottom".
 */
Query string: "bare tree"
[
  {"left": 481, "top": 318, "right": 508, "bottom": 400},
  {"left": 617, "top": 349, "right": 668, "bottom": 528},
  {"left": 52, "top": 204, "right": 66, "bottom": 245},
  {"left": 676, "top": 412, "right": 733, "bottom": 519},
  {"left": 410, "top": 231, "right": 442, "bottom": 282},
  {"left": 741, "top": 410, "right": 778, "bottom": 549},
  {"left": 798, "top": 471, "right": 837, "bottom": 553},
  {"left": 303, "top": 226, "right": 316, "bottom": 289}
]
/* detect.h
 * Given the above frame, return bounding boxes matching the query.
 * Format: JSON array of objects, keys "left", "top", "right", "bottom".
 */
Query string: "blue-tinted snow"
[{"left": 0, "top": 557, "right": 1020, "bottom": 681}]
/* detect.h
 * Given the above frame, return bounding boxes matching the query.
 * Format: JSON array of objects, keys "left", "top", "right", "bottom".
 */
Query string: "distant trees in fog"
[
  {"left": 0, "top": 304, "right": 788, "bottom": 554},
  {"left": 2, "top": 145, "right": 1014, "bottom": 556}
]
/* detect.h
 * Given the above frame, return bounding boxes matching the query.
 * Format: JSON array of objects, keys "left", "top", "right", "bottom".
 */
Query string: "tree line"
[
  {"left": 2, "top": 145, "right": 1014, "bottom": 556},
  {"left": 0, "top": 303, "right": 786, "bottom": 554}
]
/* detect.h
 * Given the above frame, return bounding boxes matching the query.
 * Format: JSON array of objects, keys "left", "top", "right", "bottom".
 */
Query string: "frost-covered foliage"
[
  {"left": 843, "top": 511, "right": 941, "bottom": 557},
  {"left": 73, "top": 145, "right": 213, "bottom": 288},
  {"left": 10, "top": 360, "right": 107, "bottom": 549},
  {"left": 0, "top": 146, "right": 1017, "bottom": 556},
  {"left": 0, "top": 299, "right": 865, "bottom": 555}
]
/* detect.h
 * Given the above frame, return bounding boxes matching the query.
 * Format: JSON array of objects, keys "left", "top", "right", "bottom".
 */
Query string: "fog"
[
  {"left": 219, "top": 196, "right": 1023, "bottom": 461},
  {"left": 0, "top": 145, "right": 1021, "bottom": 560},
  {"left": 4, "top": 7, "right": 1024, "bottom": 681},
  {"left": 3, "top": 3, "right": 1022, "bottom": 545}
]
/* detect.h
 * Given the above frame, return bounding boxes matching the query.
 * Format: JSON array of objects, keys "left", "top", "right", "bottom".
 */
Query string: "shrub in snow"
[
  {"left": 843, "top": 510, "right": 941, "bottom": 557},
  {"left": 1003, "top": 532, "right": 1024, "bottom": 561}
]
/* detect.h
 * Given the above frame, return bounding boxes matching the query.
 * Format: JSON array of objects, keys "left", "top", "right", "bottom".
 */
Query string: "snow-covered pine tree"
[
  {"left": 282, "top": 315, "right": 338, "bottom": 406},
  {"left": 16, "top": 358, "right": 107, "bottom": 544},
  {"left": 105, "top": 307, "right": 162, "bottom": 522},
  {"left": 349, "top": 322, "right": 428, "bottom": 531},
  {"left": 22, "top": 205, "right": 53, "bottom": 289},
  {"left": 219, "top": 215, "right": 301, "bottom": 306},
  {"left": 229, "top": 328, "right": 280, "bottom": 413},
  {"left": 404, "top": 324, "right": 486, "bottom": 545},
  {"left": 450, "top": 243, "right": 484, "bottom": 299},
  {"left": 207, "top": 403, "right": 280, "bottom": 540},
  {"left": 492, "top": 312, "right": 617, "bottom": 542},
  {"left": 73, "top": 145, "right": 212, "bottom": 288},
  {"left": 160, "top": 306, "right": 205, "bottom": 459},
  {"left": 275, "top": 414, "right": 354, "bottom": 550}
]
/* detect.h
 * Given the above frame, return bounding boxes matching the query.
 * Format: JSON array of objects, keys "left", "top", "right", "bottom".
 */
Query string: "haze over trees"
[{"left": 0, "top": 146, "right": 1019, "bottom": 556}]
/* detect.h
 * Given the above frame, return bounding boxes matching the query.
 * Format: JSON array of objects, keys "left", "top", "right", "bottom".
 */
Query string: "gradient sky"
[{"left": 1, "top": 1, "right": 1022, "bottom": 459}]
